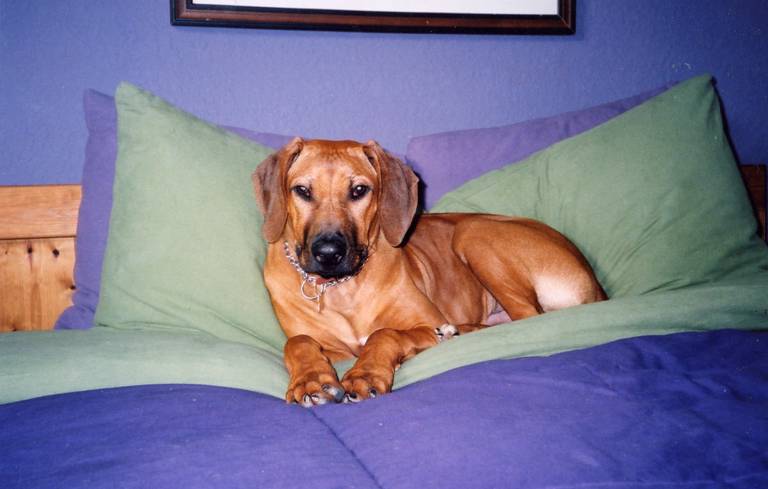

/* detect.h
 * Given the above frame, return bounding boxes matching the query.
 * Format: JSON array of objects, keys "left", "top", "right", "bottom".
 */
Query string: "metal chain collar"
[{"left": 283, "top": 241, "right": 359, "bottom": 310}]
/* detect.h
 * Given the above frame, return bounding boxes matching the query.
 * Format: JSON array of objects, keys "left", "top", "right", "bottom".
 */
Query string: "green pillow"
[
  {"left": 433, "top": 75, "right": 768, "bottom": 298},
  {"left": 95, "top": 83, "right": 285, "bottom": 354}
]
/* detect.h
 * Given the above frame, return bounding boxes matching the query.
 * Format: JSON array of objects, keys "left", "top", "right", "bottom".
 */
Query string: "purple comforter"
[{"left": 2, "top": 329, "right": 767, "bottom": 488}]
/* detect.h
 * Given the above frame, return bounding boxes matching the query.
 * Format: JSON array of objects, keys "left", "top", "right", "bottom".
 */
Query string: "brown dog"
[{"left": 253, "top": 138, "right": 605, "bottom": 407}]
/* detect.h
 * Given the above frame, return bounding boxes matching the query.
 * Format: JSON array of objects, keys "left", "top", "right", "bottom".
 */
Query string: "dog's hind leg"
[{"left": 452, "top": 217, "right": 603, "bottom": 320}]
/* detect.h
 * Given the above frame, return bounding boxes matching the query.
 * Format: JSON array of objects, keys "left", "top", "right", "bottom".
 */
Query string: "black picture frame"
[{"left": 171, "top": 0, "right": 575, "bottom": 35}]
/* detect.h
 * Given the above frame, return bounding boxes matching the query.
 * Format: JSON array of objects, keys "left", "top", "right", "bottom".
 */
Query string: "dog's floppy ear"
[
  {"left": 364, "top": 140, "right": 419, "bottom": 247},
  {"left": 252, "top": 137, "right": 304, "bottom": 243}
]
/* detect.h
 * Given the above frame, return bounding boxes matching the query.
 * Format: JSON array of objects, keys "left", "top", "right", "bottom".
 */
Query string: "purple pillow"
[
  {"left": 55, "top": 90, "right": 294, "bottom": 329},
  {"left": 406, "top": 83, "right": 675, "bottom": 209}
]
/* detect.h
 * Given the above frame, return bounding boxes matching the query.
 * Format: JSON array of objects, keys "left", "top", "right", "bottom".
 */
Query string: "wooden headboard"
[
  {"left": 1, "top": 165, "right": 766, "bottom": 332},
  {"left": 0, "top": 185, "right": 80, "bottom": 332},
  {"left": 742, "top": 165, "right": 767, "bottom": 238}
]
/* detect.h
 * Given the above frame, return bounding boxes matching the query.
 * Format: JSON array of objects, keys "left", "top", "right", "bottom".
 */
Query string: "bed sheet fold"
[{"left": 1, "top": 274, "right": 766, "bottom": 405}]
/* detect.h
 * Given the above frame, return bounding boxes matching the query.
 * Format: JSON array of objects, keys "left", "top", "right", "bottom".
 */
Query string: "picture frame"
[{"left": 171, "top": 0, "right": 575, "bottom": 34}]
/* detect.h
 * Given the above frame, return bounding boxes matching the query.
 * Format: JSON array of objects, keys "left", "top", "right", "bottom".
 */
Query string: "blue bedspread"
[{"left": 2, "top": 329, "right": 766, "bottom": 488}]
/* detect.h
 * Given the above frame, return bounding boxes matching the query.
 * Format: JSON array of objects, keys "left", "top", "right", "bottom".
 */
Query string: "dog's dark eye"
[
  {"left": 292, "top": 185, "right": 312, "bottom": 201},
  {"left": 350, "top": 185, "right": 370, "bottom": 201}
]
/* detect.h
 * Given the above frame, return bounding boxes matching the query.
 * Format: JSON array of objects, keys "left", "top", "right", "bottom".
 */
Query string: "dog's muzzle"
[{"left": 304, "top": 232, "right": 366, "bottom": 279}]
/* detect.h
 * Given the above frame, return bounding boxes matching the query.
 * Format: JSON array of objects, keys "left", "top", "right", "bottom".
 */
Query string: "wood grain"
[
  {"left": 0, "top": 184, "right": 81, "bottom": 240},
  {"left": 0, "top": 237, "right": 76, "bottom": 331}
]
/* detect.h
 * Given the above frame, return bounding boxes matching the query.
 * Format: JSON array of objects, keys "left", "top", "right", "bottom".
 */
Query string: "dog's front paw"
[
  {"left": 341, "top": 367, "right": 394, "bottom": 403},
  {"left": 286, "top": 372, "right": 345, "bottom": 408}
]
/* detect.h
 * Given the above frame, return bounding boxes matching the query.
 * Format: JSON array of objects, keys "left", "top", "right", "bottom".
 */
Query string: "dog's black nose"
[{"left": 311, "top": 233, "right": 347, "bottom": 267}]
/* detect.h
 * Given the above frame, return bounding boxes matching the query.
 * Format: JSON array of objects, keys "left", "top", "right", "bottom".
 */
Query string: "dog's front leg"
[
  {"left": 341, "top": 327, "right": 439, "bottom": 402},
  {"left": 284, "top": 335, "right": 345, "bottom": 407}
]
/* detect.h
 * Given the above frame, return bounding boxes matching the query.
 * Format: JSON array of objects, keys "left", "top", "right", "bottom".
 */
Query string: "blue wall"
[{"left": 2, "top": 1, "right": 767, "bottom": 185}]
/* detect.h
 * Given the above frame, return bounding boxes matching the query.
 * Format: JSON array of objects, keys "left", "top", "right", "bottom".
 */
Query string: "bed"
[{"left": 1, "top": 75, "right": 767, "bottom": 488}]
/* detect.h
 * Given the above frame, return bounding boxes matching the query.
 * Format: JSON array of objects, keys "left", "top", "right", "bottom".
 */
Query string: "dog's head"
[{"left": 252, "top": 138, "right": 419, "bottom": 279}]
